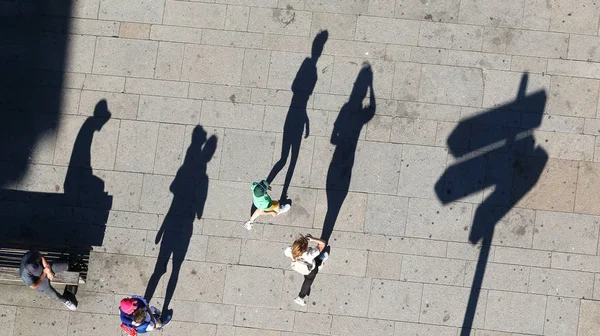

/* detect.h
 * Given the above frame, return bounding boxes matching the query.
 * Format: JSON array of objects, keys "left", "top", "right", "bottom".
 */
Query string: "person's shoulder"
[
  {"left": 20, "top": 270, "right": 34, "bottom": 286},
  {"left": 131, "top": 295, "right": 148, "bottom": 306},
  {"left": 120, "top": 311, "right": 133, "bottom": 323},
  {"left": 21, "top": 250, "right": 32, "bottom": 261},
  {"left": 19, "top": 256, "right": 26, "bottom": 275}
]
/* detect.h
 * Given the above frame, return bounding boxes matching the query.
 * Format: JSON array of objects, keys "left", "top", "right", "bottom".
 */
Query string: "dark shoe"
[{"left": 158, "top": 309, "right": 173, "bottom": 329}]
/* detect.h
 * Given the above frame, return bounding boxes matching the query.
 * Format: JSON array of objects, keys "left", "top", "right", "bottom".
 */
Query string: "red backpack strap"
[{"left": 120, "top": 323, "right": 138, "bottom": 336}]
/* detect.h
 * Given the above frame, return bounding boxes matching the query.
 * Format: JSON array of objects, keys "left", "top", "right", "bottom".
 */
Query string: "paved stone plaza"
[{"left": 3, "top": 0, "right": 600, "bottom": 335}]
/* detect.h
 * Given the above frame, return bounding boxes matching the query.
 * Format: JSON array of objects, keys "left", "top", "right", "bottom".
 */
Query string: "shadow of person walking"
[
  {"left": 267, "top": 30, "right": 329, "bottom": 202},
  {"left": 435, "top": 73, "right": 548, "bottom": 336},
  {"left": 320, "top": 63, "right": 376, "bottom": 243},
  {"left": 144, "top": 125, "right": 217, "bottom": 319}
]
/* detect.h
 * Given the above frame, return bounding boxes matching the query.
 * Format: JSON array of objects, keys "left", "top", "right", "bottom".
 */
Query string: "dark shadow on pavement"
[
  {"left": 144, "top": 125, "right": 217, "bottom": 319},
  {"left": 0, "top": 1, "right": 73, "bottom": 187},
  {"left": 267, "top": 30, "right": 328, "bottom": 202},
  {"left": 435, "top": 73, "right": 548, "bottom": 336},
  {"left": 320, "top": 63, "right": 376, "bottom": 243},
  {"left": 0, "top": 100, "right": 114, "bottom": 280},
  {"left": 0, "top": 100, "right": 113, "bottom": 248}
]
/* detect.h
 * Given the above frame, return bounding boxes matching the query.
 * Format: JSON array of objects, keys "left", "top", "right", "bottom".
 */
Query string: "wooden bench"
[{"left": 0, "top": 247, "right": 88, "bottom": 293}]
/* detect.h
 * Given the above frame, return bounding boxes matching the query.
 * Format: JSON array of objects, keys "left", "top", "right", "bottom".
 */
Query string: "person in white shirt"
[{"left": 284, "top": 234, "right": 329, "bottom": 306}]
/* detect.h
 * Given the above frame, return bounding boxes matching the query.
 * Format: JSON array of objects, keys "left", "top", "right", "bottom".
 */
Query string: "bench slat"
[{"left": 0, "top": 266, "right": 80, "bottom": 285}]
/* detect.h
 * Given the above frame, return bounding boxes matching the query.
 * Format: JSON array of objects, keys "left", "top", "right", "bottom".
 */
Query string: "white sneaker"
[
  {"left": 294, "top": 296, "right": 306, "bottom": 306},
  {"left": 278, "top": 204, "right": 291, "bottom": 215},
  {"left": 64, "top": 300, "right": 77, "bottom": 310},
  {"left": 243, "top": 221, "right": 253, "bottom": 230}
]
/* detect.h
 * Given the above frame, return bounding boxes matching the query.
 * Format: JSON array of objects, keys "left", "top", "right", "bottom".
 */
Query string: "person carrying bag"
[{"left": 284, "top": 234, "right": 329, "bottom": 306}]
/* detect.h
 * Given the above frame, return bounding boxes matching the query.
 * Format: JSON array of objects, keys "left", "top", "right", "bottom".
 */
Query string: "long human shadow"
[
  {"left": 0, "top": 100, "right": 113, "bottom": 249},
  {"left": 435, "top": 74, "right": 548, "bottom": 335},
  {"left": 144, "top": 125, "right": 216, "bottom": 317},
  {"left": 320, "top": 63, "right": 376, "bottom": 243},
  {"left": 267, "top": 30, "right": 328, "bottom": 201},
  {"left": 0, "top": 1, "right": 73, "bottom": 187}
]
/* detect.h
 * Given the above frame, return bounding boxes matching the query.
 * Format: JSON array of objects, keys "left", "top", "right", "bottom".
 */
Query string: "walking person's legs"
[
  {"left": 267, "top": 141, "right": 291, "bottom": 185},
  {"left": 49, "top": 260, "right": 78, "bottom": 307},
  {"left": 36, "top": 278, "right": 76, "bottom": 310},
  {"left": 268, "top": 201, "right": 291, "bottom": 216},
  {"left": 161, "top": 254, "right": 184, "bottom": 318},
  {"left": 298, "top": 272, "right": 317, "bottom": 298},
  {"left": 295, "top": 259, "right": 322, "bottom": 306},
  {"left": 243, "top": 208, "right": 269, "bottom": 230},
  {"left": 37, "top": 278, "right": 67, "bottom": 302},
  {"left": 244, "top": 201, "right": 291, "bottom": 230},
  {"left": 281, "top": 143, "right": 300, "bottom": 200}
]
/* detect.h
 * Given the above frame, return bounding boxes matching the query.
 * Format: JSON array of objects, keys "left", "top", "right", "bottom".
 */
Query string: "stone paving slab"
[
  {"left": 578, "top": 299, "right": 600, "bottom": 336},
  {"left": 4, "top": 0, "right": 600, "bottom": 335},
  {"left": 0, "top": 305, "right": 16, "bottom": 336}
]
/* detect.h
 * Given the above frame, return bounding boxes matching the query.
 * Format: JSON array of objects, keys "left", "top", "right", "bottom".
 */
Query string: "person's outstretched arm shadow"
[
  {"left": 362, "top": 75, "right": 376, "bottom": 124},
  {"left": 329, "top": 63, "right": 375, "bottom": 145},
  {"left": 435, "top": 73, "right": 548, "bottom": 336},
  {"left": 304, "top": 110, "right": 310, "bottom": 139},
  {"left": 194, "top": 134, "right": 217, "bottom": 221}
]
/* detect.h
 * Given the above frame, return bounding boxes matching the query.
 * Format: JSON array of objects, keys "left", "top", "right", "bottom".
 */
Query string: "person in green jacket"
[{"left": 243, "top": 180, "right": 290, "bottom": 230}]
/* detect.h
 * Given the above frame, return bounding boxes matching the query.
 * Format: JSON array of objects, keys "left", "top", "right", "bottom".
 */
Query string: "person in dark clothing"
[
  {"left": 284, "top": 234, "right": 328, "bottom": 306},
  {"left": 119, "top": 296, "right": 170, "bottom": 333},
  {"left": 19, "top": 250, "right": 77, "bottom": 310},
  {"left": 119, "top": 296, "right": 147, "bottom": 325}
]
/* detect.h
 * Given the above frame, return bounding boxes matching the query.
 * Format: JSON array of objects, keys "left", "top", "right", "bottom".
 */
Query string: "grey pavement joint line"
[
  {"left": 152, "top": 41, "right": 161, "bottom": 79},
  {"left": 109, "top": 119, "right": 121, "bottom": 170},
  {"left": 541, "top": 293, "right": 549, "bottom": 335}
]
